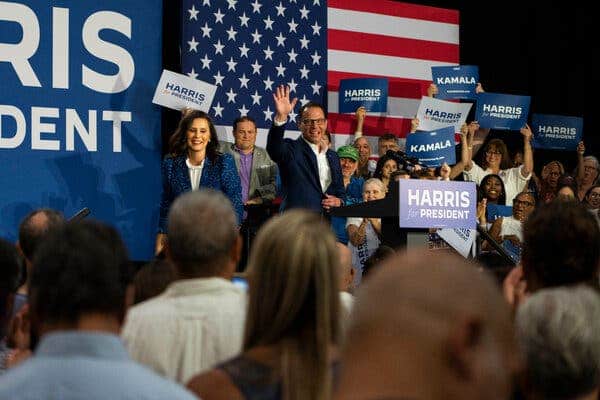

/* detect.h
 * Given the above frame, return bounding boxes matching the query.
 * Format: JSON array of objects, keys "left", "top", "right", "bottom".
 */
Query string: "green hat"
[{"left": 337, "top": 145, "right": 359, "bottom": 162}]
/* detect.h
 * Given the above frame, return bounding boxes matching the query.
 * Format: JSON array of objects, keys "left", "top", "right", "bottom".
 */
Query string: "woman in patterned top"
[{"left": 155, "top": 110, "right": 242, "bottom": 255}]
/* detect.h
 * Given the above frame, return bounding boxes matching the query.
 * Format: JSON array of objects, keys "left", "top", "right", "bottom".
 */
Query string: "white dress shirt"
[
  {"left": 303, "top": 137, "right": 331, "bottom": 192},
  {"left": 121, "top": 277, "right": 246, "bottom": 384}
]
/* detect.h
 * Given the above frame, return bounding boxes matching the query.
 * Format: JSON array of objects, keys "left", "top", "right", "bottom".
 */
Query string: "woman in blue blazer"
[{"left": 155, "top": 110, "right": 242, "bottom": 254}]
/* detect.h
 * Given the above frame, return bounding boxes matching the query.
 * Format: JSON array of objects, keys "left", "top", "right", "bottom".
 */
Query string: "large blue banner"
[
  {"left": 339, "top": 78, "right": 388, "bottom": 113},
  {"left": 0, "top": 1, "right": 163, "bottom": 260},
  {"left": 399, "top": 180, "right": 476, "bottom": 229},
  {"left": 405, "top": 126, "right": 456, "bottom": 167},
  {"left": 431, "top": 65, "right": 478, "bottom": 99},
  {"left": 531, "top": 113, "right": 583, "bottom": 151},
  {"left": 475, "top": 92, "right": 531, "bottom": 130}
]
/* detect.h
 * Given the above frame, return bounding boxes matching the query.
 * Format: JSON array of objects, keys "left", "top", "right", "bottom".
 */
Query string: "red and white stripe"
[{"left": 327, "top": 0, "right": 459, "bottom": 149}]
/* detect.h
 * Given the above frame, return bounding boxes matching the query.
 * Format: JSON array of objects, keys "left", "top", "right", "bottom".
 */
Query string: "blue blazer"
[
  {"left": 266, "top": 124, "right": 345, "bottom": 212},
  {"left": 158, "top": 153, "right": 243, "bottom": 232}
]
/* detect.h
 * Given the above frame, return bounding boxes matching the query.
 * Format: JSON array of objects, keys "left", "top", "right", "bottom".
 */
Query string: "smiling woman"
[{"left": 155, "top": 110, "right": 243, "bottom": 255}]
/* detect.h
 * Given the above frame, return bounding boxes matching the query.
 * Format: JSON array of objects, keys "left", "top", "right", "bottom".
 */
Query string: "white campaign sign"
[
  {"left": 416, "top": 96, "right": 472, "bottom": 132},
  {"left": 152, "top": 69, "right": 217, "bottom": 112},
  {"left": 437, "top": 228, "right": 476, "bottom": 258}
]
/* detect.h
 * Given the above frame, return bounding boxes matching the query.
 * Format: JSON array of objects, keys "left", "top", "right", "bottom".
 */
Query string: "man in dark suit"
[{"left": 267, "top": 85, "right": 345, "bottom": 213}]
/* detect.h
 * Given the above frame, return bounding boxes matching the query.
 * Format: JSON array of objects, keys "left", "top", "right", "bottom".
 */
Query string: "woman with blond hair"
[{"left": 186, "top": 210, "right": 340, "bottom": 400}]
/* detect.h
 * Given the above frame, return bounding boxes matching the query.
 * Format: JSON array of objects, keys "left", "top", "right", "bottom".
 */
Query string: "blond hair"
[{"left": 244, "top": 210, "right": 340, "bottom": 400}]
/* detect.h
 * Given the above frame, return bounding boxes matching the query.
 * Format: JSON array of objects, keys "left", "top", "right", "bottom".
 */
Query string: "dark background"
[{"left": 162, "top": 2, "right": 597, "bottom": 174}]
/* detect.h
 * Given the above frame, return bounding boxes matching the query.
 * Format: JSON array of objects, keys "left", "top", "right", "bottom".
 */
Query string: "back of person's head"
[
  {"left": 132, "top": 259, "right": 177, "bottom": 304},
  {"left": 516, "top": 286, "right": 600, "bottom": 400},
  {"left": 244, "top": 209, "right": 340, "bottom": 400},
  {"left": 167, "top": 190, "right": 239, "bottom": 279},
  {"left": 361, "top": 245, "right": 395, "bottom": 280},
  {"left": 29, "top": 220, "right": 132, "bottom": 329},
  {"left": 0, "top": 238, "right": 21, "bottom": 338},
  {"left": 338, "top": 250, "right": 517, "bottom": 400},
  {"left": 522, "top": 201, "right": 600, "bottom": 292},
  {"left": 18, "top": 208, "right": 65, "bottom": 262}
]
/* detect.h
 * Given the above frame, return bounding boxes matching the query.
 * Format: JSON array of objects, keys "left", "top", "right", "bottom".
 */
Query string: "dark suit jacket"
[
  {"left": 158, "top": 153, "right": 243, "bottom": 232},
  {"left": 266, "top": 124, "right": 345, "bottom": 212},
  {"left": 219, "top": 142, "right": 278, "bottom": 202}
]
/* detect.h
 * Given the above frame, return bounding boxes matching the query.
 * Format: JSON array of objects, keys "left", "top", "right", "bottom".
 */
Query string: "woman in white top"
[
  {"left": 346, "top": 178, "right": 386, "bottom": 286},
  {"left": 463, "top": 124, "right": 534, "bottom": 204}
]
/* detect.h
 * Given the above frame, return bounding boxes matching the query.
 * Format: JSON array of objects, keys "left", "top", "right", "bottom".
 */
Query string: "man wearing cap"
[{"left": 332, "top": 145, "right": 365, "bottom": 244}]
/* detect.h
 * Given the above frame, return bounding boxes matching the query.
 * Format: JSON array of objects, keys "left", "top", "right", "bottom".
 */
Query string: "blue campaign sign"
[
  {"left": 399, "top": 180, "right": 477, "bottom": 229},
  {"left": 405, "top": 126, "right": 456, "bottom": 167},
  {"left": 486, "top": 204, "right": 512, "bottom": 222},
  {"left": 0, "top": 1, "right": 163, "bottom": 260},
  {"left": 339, "top": 78, "right": 388, "bottom": 113},
  {"left": 475, "top": 93, "right": 531, "bottom": 130},
  {"left": 531, "top": 114, "right": 583, "bottom": 151},
  {"left": 431, "top": 65, "right": 479, "bottom": 99}
]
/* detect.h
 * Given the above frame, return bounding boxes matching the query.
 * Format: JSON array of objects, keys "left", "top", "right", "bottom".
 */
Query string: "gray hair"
[
  {"left": 363, "top": 178, "right": 386, "bottom": 193},
  {"left": 516, "top": 285, "right": 600, "bottom": 400},
  {"left": 167, "top": 189, "right": 237, "bottom": 276}
]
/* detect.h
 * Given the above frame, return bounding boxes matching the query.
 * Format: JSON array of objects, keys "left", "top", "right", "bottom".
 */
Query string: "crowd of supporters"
[{"left": 0, "top": 80, "right": 599, "bottom": 400}]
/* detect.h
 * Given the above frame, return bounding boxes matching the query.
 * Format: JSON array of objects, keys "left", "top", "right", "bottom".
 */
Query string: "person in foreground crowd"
[
  {"left": 123, "top": 190, "right": 246, "bottom": 384},
  {"left": 155, "top": 110, "right": 242, "bottom": 254},
  {"left": 335, "top": 250, "right": 518, "bottom": 400},
  {"left": 132, "top": 259, "right": 177, "bottom": 305},
  {"left": 0, "top": 239, "right": 21, "bottom": 374},
  {"left": 187, "top": 210, "right": 340, "bottom": 400},
  {"left": 503, "top": 201, "right": 600, "bottom": 309},
  {"left": 15, "top": 208, "right": 65, "bottom": 314},
  {"left": 463, "top": 124, "right": 534, "bottom": 204},
  {"left": 515, "top": 286, "right": 600, "bottom": 400},
  {"left": 267, "top": 85, "right": 345, "bottom": 213},
  {"left": 0, "top": 221, "right": 196, "bottom": 399}
]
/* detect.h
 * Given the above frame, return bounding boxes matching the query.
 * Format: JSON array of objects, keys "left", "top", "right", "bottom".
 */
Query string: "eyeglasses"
[
  {"left": 513, "top": 199, "right": 534, "bottom": 207},
  {"left": 486, "top": 150, "right": 502, "bottom": 156},
  {"left": 301, "top": 118, "right": 326, "bottom": 126},
  {"left": 589, "top": 192, "right": 600, "bottom": 198}
]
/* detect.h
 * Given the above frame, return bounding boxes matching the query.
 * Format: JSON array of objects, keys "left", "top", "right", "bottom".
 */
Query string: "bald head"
[
  {"left": 336, "top": 250, "right": 517, "bottom": 400},
  {"left": 18, "top": 208, "right": 65, "bottom": 263}
]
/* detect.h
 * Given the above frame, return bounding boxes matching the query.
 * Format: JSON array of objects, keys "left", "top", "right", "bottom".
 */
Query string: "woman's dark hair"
[
  {"left": 168, "top": 110, "right": 221, "bottom": 162},
  {"left": 133, "top": 259, "right": 177, "bottom": 304},
  {"left": 481, "top": 138, "right": 512, "bottom": 170},
  {"left": 362, "top": 245, "right": 395, "bottom": 280},
  {"left": 373, "top": 154, "right": 398, "bottom": 180},
  {"left": 477, "top": 174, "right": 507, "bottom": 205}
]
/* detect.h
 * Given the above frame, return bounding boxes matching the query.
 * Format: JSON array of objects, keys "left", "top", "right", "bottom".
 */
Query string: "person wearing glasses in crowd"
[
  {"left": 575, "top": 141, "right": 600, "bottom": 201},
  {"left": 485, "top": 191, "right": 536, "bottom": 252},
  {"left": 463, "top": 124, "right": 534, "bottom": 204},
  {"left": 266, "top": 85, "right": 345, "bottom": 213},
  {"left": 583, "top": 184, "right": 600, "bottom": 227}
]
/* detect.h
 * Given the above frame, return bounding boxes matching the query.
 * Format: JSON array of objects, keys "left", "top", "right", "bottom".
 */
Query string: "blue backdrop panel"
[{"left": 0, "top": 0, "right": 163, "bottom": 260}]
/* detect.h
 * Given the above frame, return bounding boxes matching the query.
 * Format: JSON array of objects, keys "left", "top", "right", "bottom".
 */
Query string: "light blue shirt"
[{"left": 0, "top": 331, "right": 197, "bottom": 400}]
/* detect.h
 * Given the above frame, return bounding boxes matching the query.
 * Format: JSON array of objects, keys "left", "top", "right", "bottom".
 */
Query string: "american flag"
[{"left": 181, "top": 0, "right": 459, "bottom": 149}]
